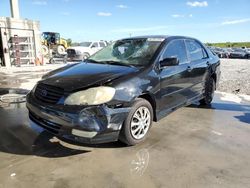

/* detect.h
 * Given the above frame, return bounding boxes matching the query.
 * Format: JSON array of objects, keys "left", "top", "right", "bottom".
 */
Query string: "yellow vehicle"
[{"left": 41, "top": 32, "right": 68, "bottom": 55}]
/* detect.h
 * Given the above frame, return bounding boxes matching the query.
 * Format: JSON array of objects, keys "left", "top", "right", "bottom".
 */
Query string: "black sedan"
[
  {"left": 230, "top": 48, "right": 250, "bottom": 59},
  {"left": 27, "top": 35, "right": 220, "bottom": 145}
]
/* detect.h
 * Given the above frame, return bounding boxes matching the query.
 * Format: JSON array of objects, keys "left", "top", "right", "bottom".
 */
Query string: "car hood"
[{"left": 40, "top": 62, "right": 138, "bottom": 91}]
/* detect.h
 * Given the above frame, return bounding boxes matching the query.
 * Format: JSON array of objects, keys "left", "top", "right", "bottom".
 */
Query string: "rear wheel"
[
  {"left": 200, "top": 78, "right": 215, "bottom": 105},
  {"left": 119, "top": 99, "right": 153, "bottom": 146},
  {"left": 49, "top": 58, "right": 55, "bottom": 64},
  {"left": 41, "top": 45, "right": 49, "bottom": 55}
]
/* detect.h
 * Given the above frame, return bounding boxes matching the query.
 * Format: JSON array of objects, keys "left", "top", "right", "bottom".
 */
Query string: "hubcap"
[{"left": 131, "top": 106, "right": 151, "bottom": 140}]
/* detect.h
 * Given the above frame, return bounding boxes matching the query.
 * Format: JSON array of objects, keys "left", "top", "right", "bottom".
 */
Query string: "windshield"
[
  {"left": 234, "top": 49, "right": 245, "bottom": 52},
  {"left": 79, "top": 42, "right": 92, "bottom": 47},
  {"left": 88, "top": 38, "right": 163, "bottom": 66}
]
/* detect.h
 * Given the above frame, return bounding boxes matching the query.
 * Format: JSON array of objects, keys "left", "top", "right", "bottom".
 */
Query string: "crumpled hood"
[{"left": 40, "top": 62, "right": 138, "bottom": 91}]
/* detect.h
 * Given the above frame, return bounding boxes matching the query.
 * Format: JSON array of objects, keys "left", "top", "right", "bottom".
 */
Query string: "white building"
[{"left": 0, "top": 0, "right": 41, "bottom": 68}]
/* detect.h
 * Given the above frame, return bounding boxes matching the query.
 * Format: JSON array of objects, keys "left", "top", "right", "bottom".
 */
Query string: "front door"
[{"left": 159, "top": 39, "right": 193, "bottom": 114}]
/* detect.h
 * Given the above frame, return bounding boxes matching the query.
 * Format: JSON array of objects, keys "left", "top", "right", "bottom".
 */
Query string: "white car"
[{"left": 67, "top": 41, "right": 108, "bottom": 61}]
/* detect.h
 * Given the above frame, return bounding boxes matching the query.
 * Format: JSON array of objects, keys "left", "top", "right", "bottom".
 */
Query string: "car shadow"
[
  {"left": 58, "top": 136, "right": 127, "bottom": 149},
  {"left": 0, "top": 128, "right": 90, "bottom": 158},
  {"left": 235, "top": 113, "right": 250, "bottom": 124}
]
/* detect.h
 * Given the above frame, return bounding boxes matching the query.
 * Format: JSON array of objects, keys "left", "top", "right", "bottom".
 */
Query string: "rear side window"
[
  {"left": 99, "top": 42, "right": 106, "bottom": 47},
  {"left": 186, "top": 40, "right": 207, "bottom": 61},
  {"left": 162, "top": 39, "right": 188, "bottom": 64}
]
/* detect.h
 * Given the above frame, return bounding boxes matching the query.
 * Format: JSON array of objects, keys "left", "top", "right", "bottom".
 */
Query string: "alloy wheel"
[{"left": 130, "top": 106, "right": 151, "bottom": 140}]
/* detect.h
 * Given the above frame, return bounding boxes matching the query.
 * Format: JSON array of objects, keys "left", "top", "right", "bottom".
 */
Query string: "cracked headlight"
[{"left": 64, "top": 86, "right": 116, "bottom": 105}]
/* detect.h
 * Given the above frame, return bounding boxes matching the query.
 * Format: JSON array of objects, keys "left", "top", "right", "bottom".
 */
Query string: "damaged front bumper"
[{"left": 26, "top": 93, "right": 130, "bottom": 144}]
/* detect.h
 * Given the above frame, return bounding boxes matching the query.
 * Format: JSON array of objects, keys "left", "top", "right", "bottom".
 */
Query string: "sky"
[{"left": 1, "top": 0, "right": 250, "bottom": 42}]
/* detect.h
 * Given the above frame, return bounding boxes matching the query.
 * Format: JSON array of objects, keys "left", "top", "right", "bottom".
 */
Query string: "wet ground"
[
  {"left": 0, "top": 63, "right": 250, "bottom": 187},
  {"left": 0, "top": 91, "right": 249, "bottom": 188}
]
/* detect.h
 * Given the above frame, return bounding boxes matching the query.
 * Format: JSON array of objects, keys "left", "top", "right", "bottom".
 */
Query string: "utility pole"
[{"left": 10, "top": 0, "right": 20, "bottom": 19}]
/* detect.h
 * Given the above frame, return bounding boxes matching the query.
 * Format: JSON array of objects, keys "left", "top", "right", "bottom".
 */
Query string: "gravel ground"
[
  {"left": 218, "top": 59, "right": 250, "bottom": 95},
  {"left": 0, "top": 59, "right": 249, "bottom": 95}
]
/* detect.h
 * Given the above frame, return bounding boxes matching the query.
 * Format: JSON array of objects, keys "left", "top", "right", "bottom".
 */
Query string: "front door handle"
[{"left": 187, "top": 66, "right": 192, "bottom": 72}]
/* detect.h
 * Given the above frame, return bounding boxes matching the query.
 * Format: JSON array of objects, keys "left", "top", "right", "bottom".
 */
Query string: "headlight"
[{"left": 64, "top": 86, "right": 116, "bottom": 105}]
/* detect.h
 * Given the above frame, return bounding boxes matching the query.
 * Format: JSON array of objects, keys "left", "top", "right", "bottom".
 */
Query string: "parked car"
[
  {"left": 66, "top": 41, "right": 108, "bottom": 61},
  {"left": 230, "top": 48, "right": 250, "bottom": 59},
  {"left": 27, "top": 35, "right": 220, "bottom": 146},
  {"left": 211, "top": 47, "right": 230, "bottom": 58}
]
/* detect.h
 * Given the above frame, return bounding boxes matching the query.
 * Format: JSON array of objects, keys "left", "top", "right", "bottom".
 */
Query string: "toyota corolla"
[{"left": 27, "top": 35, "right": 220, "bottom": 145}]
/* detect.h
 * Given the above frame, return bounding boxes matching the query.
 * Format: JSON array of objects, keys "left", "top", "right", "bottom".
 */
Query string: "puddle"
[
  {"left": 0, "top": 93, "right": 26, "bottom": 103},
  {"left": 0, "top": 88, "right": 29, "bottom": 105}
]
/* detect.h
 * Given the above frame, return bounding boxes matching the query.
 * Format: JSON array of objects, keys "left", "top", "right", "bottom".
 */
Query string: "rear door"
[
  {"left": 185, "top": 39, "right": 210, "bottom": 97},
  {"left": 159, "top": 39, "right": 193, "bottom": 113}
]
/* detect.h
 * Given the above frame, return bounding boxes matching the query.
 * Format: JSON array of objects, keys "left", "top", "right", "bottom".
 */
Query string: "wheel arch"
[
  {"left": 210, "top": 73, "right": 217, "bottom": 89},
  {"left": 137, "top": 93, "right": 157, "bottom": 122}
]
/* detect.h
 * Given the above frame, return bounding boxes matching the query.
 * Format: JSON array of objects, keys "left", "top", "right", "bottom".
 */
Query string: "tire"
[
  {"left": 41, "top": 45, "right": 49, "bottom": 55},
  {"left": 82, "top": 53, "right": 90, "bottom": 61},
  {"left": 119, "top": 98, "right": 153, "bottom": 146},
  {"left": 49, "top": 58, "right": 55, "bottom": 64},
  {"left": 57, "top": 45, "right": 66, "bottom": 55},
  {"left": 200, "top": 78, "right": 215, "bottom": 105}
]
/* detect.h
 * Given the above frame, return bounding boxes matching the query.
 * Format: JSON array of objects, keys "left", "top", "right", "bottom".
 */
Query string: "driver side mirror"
[{"left": 160, "top": 57, "right": 179, "bottom": 68}]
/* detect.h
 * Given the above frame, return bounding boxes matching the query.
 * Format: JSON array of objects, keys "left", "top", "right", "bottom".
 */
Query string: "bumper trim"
[{"left": 72, "top": 129, "right": 97, "bottom": 138}]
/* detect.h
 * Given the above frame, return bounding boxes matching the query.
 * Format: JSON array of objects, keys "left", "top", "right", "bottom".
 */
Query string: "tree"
[{"left": 66, "top": 38, "right": 72, "bottom": 46}]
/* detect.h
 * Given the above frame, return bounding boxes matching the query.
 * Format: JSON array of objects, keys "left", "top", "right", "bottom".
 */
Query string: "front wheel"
[
  {"left": 200, "top": 78, "right": 215, "bottom": 105},
  {"left": 57, "top": 45, "right": 66, "bottom": 55},
  {"left": 119, "top": 99, "right": 153, "bottom": 146},
  {"left": 82, "top": 53, "right": 90, "bottom": 61}
]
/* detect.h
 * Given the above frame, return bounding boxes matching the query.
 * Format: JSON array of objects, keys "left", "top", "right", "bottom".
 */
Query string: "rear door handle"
[{"left": 187, "top": 66, "right": 192, "bottom": 72}]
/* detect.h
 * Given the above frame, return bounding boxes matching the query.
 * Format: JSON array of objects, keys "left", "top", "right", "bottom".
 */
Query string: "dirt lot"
[{"left": 218, "top": 59, "right": 250, "bottom": 95}]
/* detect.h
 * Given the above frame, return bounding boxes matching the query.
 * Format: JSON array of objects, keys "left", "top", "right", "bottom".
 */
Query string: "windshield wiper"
[
  {"left": 102, "top": 61, "right": 135, "bottom": 68},
  {"left": 87, "top": 59, "right": 136, "bottom": 67},
  {"left": 86, "top": 59, "right": 107, "bottom": 65}
]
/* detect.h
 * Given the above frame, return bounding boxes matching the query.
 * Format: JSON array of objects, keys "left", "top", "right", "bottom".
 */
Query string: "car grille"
[
  {"left": 29, "top": 111, "right": 62, "bottom": 134},
  {"left": 34, "top": 83, "right": 64, "bottom": 104},
  {"left": 67, "top": 49, "right": 76, "bottom": 56}
]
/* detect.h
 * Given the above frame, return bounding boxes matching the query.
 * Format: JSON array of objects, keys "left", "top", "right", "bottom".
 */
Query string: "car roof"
[{"left": 120, "top": 35, "right": 197, "bottom": 41}]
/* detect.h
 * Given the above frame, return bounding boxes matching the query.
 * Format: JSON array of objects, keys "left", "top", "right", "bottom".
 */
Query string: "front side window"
[
  {"left": 186, "top": 40, "right": 206, "bottom": 61},
  {"left": 162, "top": 39, "right": 188, "bottom": 64},
  {"left": 91, "top": 42, "right": 98, "bottom": 48},
  {"left": 88, "top": 38, "right": 163, "bottom": 66},
  {"left": 99, "top": 42, "right": 106, "bottom": 47}
]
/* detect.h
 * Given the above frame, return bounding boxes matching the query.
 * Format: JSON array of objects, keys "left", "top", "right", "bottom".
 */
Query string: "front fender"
[{"left": 107, "top": 71, "right": 160, "bottom": 108}]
